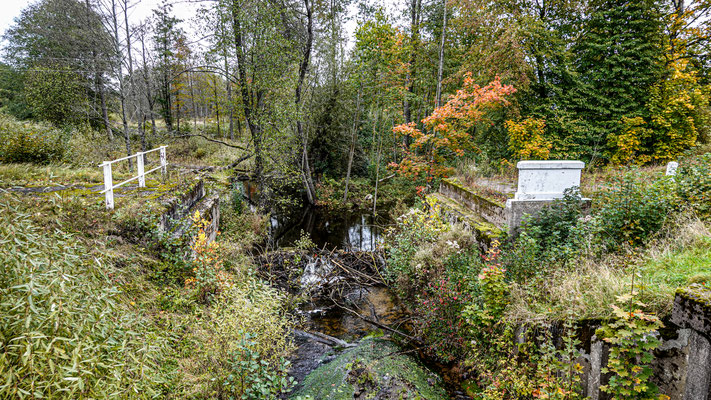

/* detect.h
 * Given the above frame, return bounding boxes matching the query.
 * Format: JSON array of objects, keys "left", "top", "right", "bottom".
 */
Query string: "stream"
[{"left": 242, "top": 181, "right": 468, "bottom": 398}]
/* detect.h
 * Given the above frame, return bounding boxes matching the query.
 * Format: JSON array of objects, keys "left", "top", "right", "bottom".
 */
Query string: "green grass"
[
  {"left": 0, "top": 162, "right": 121, "bottom": 187},
  {"left": 640, "top": 235, "right": 711, "bottom": 293},
  {"left": 507, "top": 221, "right": 711, "bottom": 322}
]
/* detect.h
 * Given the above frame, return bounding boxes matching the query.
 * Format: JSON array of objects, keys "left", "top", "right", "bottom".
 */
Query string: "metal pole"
[
  {"left": 137, "top": 152, "right": 145, "bottom": 187},
  {"left": 102, "top": 162, "right": 114, "bottom": 209}
]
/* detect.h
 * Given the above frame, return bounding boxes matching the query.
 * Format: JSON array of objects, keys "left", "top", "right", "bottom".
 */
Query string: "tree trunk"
[
  {"left": 435, "top": 0, "right": 448, "bottom": 108},
  {"left": 98, "top": 73, "right": 112, "bottom": 141},
  {"left": 294, "top": 0, "right": 315, "bottom": 203},
  {"left": 231, "top": 0, "right": 262, "bottom": 180},
  {"left": 140, "top": 28, "right": 157, "bottom": 138},
  {"left": 189, "top": 71, "right": 197, "bottom": 129},
  {"left": 343, "top": 86, "right": 362, "bottom": 202},
  {"left": 224, "top": 50, "right": 234, "bottom": 140},
  {"left": 85, "top": 0, "right": 113, "bottom": 141},
  {"left": 373, "top": 119, "right": 384, "bottom": 215},
  {"left": 111, "top": 0, "right": 132, "bottom": 169},
  {"left": 403, "top": 0, "right": 421, "bottom": 147},
  {"left": 214, "top": 76, "right": 221, "bottom": 137}
]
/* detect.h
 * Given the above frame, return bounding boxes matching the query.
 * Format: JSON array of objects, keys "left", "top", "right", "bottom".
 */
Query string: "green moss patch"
[{"left": 292, "top": 338, "right": 450, "bottom": 400}]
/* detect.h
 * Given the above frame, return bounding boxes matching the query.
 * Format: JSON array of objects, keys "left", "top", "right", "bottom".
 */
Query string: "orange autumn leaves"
[{"left": 390, "top": 74, "right": 516, "bottom": 181}]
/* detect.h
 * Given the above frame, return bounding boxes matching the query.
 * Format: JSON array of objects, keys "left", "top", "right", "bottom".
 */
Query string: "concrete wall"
[
  {"left": 439, "top": 179, "right": 507, "bottom": 228},
  {"left": 159, "top": 179, "right": 205, "bottom": 232},
  {"left": 531, "top": 286, "right": 711, "bottom": 400}
]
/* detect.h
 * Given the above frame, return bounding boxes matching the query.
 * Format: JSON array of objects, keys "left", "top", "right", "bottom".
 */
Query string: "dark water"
[
  {"left": 242, "top": 183, "right": 467, "bottom": 398},
  {"left": 267, "top": 206, "right": 389, "bottom": 251}
]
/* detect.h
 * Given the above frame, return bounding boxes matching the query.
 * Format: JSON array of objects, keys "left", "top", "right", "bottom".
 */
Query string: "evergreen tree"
[
  {"left": 153, "top": 0, "right": 182, "bottom": 133},
  {"left": 571, "top": 0, "right": 664, "bottom": 162}
]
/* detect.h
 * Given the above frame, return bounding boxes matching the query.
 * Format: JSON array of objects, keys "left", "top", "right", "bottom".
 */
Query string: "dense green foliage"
[
  {"left": 382, "top": 153, "right": 711, "bottom": 399},
  {"left": 0, "top": 113, "right": 66, "bottom": 163},
  {"left": 0, "top": 202, "right": 166, "bottom": 398}
]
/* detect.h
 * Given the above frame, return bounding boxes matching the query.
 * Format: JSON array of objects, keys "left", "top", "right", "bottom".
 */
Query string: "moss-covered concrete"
[
  {"left": 439, "top": 179, "right": 507, "bottom": 229},
  {"left": 441, "top": 178, "right": 507, "bottom": 208},
  {"left": 672, "top": 284, "right": 711, "bottom": 336},
  {"left": 428, "top": 193, "right": 503, "bottom": 248},
  {"left": 291, "top": 338, "right": 450, "bottom": 400}
]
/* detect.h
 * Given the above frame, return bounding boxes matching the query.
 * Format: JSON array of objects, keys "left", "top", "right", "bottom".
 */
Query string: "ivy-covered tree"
[{"left": 572, "top": 0, "right": 664, "bottom": 162}]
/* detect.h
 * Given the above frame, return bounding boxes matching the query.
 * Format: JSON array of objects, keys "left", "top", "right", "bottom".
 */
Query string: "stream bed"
[{"left": 251, "top": 204, "right": 472, "bottom": 399}]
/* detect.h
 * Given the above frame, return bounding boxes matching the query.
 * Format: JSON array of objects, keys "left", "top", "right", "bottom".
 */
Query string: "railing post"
[
  {"left": 102, "top": 162, "right": 114, "bottom": 210},
  {"left": 160, "top": 146, "right": 167, "bottom": 177},
  {"left": 137, "top": 152, "right": 146, "bottom": 187}
]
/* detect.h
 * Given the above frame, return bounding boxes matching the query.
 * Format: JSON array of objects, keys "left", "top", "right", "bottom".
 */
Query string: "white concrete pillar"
[{"left": 160, "top": 146, "right": 167, "bottom": 177}]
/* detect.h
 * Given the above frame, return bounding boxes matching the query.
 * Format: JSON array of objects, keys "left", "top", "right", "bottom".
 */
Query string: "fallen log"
[{"left": 293, "top": 329, "right": 356, "bottom": 348}]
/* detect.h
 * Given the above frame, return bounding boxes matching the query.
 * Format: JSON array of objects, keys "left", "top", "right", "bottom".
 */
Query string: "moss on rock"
[{"left": 291, "top": 338, "right": 450, "bottom": 400}]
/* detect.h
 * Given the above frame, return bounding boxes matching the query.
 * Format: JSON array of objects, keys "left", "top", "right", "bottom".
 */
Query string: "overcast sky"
[
  {"left": 0, "top": 0, "right": 403, "bottom": 53},
  {"left": 1, "top": 0, "right": 202, "bottom": 42}
]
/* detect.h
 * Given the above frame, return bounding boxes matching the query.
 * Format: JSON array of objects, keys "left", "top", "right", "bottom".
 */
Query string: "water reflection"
[{"left": 267, "top": 206, "right": 387, "bottom": 251}]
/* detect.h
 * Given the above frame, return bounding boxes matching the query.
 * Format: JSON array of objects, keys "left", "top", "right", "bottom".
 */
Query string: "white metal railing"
[{"left": 100, "top": 146, "right": 167, "bottom": 209}]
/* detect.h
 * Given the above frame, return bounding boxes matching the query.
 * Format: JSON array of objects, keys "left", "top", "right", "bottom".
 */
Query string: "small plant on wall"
[
  {"left": 596, "top": 293, "right": 666, "bottom": 400},
  {"left": 185, "top": 210, "right": 231, "bottom": 303}
]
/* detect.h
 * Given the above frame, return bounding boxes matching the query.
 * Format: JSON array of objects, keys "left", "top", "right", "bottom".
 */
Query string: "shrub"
[
  {"left": 596, "top": 295, "right": 664, "bottom": 399},
  {"left": 0, "top": 200, "right": 166, "bottom": 399},
  {"left": 506, "top": 117, "right": 552, "bottom": 160},
  {"left": 594, "top": 171, "right": 678, "bottom": 250},
  {"left": 463, "top": 242, "right": 508, "bottom": 331},
  {"left": 0, "top": 113, "right": 67, "bottom": 163},
  {"left": 232, "top": 182, "right": 245, "bottom": 214},
  {"left": 503, "top": 189, "right": 586, "bottom": 281},
  {"left": 386, "top": 198, "right": 482, "bottom": 361},
  {"left": 676, "top": 152, "right": 711, "bottom": 219},
  {"left": 184, "top": 210, "right": 232, "bottom": 303},
  {"left": 184, "top": 279, "right": 294, "bottom": 398},
  {"left": 384, "top": 198, "right": 450, "bottom": 300}
]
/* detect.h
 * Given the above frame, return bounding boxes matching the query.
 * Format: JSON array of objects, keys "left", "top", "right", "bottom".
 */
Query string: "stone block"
[
  {"left": 684, "top": 330, "right": 711, "bottom": 400},
  {"left": 667, "top": 161, "right": 679, "bottom": 176},
  {"left": 159, "top": 179, "right": 205, "bottom": 232},
  {"left": 672, "top": 285, "right": 711, "bottom": 337},
  {"left": 515, "top": 160, "right": 585, "bottom": 200}
]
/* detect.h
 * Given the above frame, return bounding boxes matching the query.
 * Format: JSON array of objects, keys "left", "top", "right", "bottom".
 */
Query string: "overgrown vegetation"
[
  {"left": 0, "top": 200, "right": 166, "bottom": 398},
  {"left": 2, "top": 0, "right": 711, "bottom": 397},
  {"left": 0, "top": 174, "right": 295, "bottom": 399},
  {"left": 383, "top": 152, "right": 711, "bottom": 399}
]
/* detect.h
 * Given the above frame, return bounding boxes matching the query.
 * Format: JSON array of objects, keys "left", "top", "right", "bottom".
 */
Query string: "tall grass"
[{"left": 0, "top": 199, "right": 167, "bottom": 398}]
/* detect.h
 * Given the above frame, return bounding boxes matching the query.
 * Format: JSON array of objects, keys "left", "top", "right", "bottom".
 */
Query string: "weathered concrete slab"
[
  {"left": 515, "top": 160, "right": 584, "bottom": 200},
  {"left": 672, "top": 285, "right": 711, "bottom": 337},
  {"left": 439, "top": 178, "right": 507, "bottom": 228},
  {"left": 428, "top": 193, "right": 502, "bottom": 250},
  {"left": 159, "top": 178, "right": 205, "bottom": 232}
]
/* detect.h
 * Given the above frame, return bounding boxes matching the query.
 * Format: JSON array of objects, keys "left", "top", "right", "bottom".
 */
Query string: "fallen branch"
[
  {"left": 294, "top": 329, "right": 355, "bottom": 348},
  {"left": 378, "top": 173, "right": 396, "bottom": 183},
  {"left": 169, "top": 133, "right": 250, "bottom": 151},
  {"left": 331, "top": 259, "right": 382, "bottom": 285},
  {"left": 332, "top": 300, "right": 422, "bottom": 345},
  {"left": 225, "top": 153, "right": 254, "bottom": 169}
]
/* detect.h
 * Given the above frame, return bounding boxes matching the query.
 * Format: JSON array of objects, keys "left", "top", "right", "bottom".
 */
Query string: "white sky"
[
  {"left": 0, "top": 0, "right": 403, "bottom": 53},
  {"left": 0, "top": 0, "right": 203, "bottom": 42}
]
